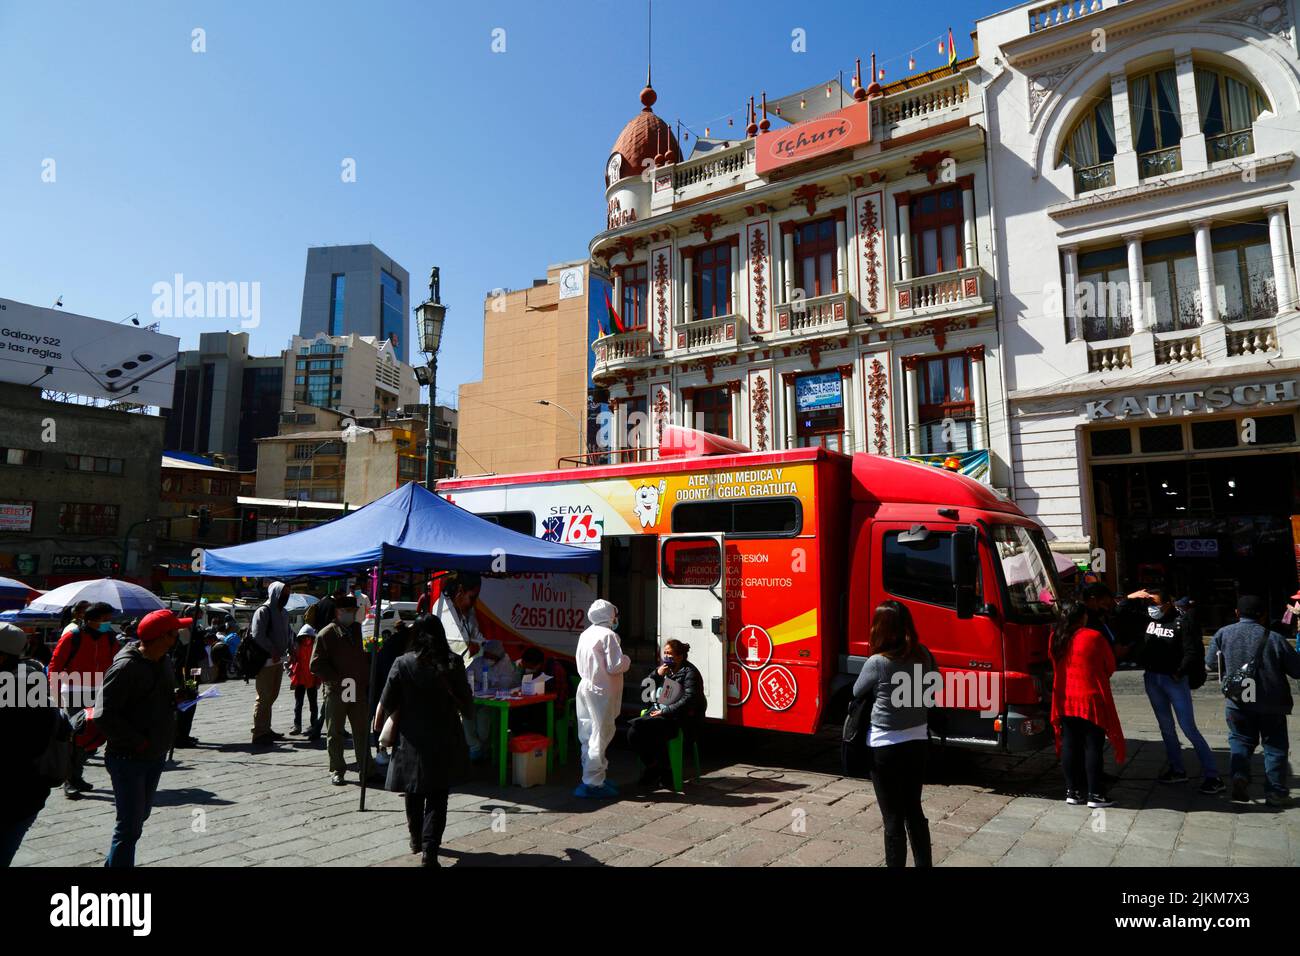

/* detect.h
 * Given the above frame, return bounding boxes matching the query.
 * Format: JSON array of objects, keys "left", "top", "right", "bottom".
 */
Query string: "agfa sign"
[
  {"left": 755, "top": 100, "right": 872, "bottom": 175},
  {"left": 1085, "top": 380, "right": 1297, "bottom": 420}
]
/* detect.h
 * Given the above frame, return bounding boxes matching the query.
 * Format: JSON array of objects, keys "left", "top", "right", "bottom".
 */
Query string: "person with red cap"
[{"left": 96, "top": 608, "right": 189, "bottom": 867}]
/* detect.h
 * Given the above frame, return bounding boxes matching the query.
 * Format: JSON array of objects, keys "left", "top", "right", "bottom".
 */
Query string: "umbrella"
[
  {"left": 26, "top": 578, "right": 166, "bottom": 617},
  {"left": 0, "top": 576, "right": 37, "bottom": 600},
  {"left": 283, "top": 592, "right": 319, "bottom": 612},
  {"left": 0, "top": 607, "right": 63, "bottom": 624}
]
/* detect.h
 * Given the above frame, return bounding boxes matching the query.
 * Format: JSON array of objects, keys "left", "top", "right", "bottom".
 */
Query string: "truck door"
[{"left": 658, "top": 534, "right": 726, "bottom": 719}]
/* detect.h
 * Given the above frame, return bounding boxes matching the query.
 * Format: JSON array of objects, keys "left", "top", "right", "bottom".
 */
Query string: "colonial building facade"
[
  {"left": 590, "top": 59, "right": 1013, "bottom": 488},
  {"left": 977, "top": 0, "right": 1300, "bottom": 627}
]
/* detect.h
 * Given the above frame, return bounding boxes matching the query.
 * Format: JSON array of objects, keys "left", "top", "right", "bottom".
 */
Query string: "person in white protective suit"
[{"left": 573, "top": 599, "right": 631, "bottom": 799}]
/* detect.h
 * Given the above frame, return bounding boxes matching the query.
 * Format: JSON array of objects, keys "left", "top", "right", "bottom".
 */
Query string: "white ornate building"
[
  {"left": 590, "top": 59, "right": 1012, "bottom": 487},
  {"left": 977, "top": 0, "right": 1300, "bottom": 625}
]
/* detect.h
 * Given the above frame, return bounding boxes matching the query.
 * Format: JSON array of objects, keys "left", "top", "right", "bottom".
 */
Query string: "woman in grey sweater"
[{"left": 851, "top": 600, "right": 939, "bottom": 868}]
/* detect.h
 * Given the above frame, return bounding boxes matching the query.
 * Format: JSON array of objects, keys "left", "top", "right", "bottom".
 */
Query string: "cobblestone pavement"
[{"left": 15, "top": 671, "right": 1300, "bottom": 867}]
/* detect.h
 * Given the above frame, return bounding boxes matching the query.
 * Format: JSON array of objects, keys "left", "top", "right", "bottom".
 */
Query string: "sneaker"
[
  {"left": 291, "top": 723, "right": 302, "bottom": 736},
  {"left": 72, "top": 777, "right": 93, "bottom": 792},
  {"left": 1198, "top": 777, "right": 1226, "bottom": 795},
  {"left": 63, "top": 783, "right": 83, "bottom": 800},
  {"left": 330, "top": 771, "right": 346, "bottom": 786},
  {"left": 1231, "top": 779, "right": 1250, "bottom": 803},
  {"left": 1087, "top": 794, "right": 1115, "bottom": 809},
  {"left": 268, "top": 731, "right": 286, "bottom": 741},
  {"left": 1157, "top": 768, "right": 1189, "bottom": 784},
  {"left": 1065, "top": 790, "right": 1084, "bottom": 806},
  {"left": 1265, "top": 791, "right": 1293, "bottom": 808}
]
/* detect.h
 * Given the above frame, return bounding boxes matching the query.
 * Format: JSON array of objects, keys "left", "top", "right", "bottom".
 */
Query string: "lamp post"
[
  {"left": 415, "top": 267, "right": 447, "bottom": 489},
  {"left": 536, "top": 399, "right": 585, "bottom": 464}
]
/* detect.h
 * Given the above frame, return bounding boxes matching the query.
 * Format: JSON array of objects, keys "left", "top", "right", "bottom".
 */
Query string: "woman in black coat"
[
  {"left": 627, "top": 639, "right": 706, "bottom": 789},
  {"left": 372, "top": 614, "right": 473, "bottom": 867}
]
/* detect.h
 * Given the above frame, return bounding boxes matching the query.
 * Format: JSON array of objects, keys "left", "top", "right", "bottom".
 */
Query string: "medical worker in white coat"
[{"left": 574, "top": 599, "right": 630, "bottom": 799}]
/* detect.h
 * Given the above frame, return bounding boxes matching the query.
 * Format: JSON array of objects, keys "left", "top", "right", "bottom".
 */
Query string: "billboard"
[
  {"left": 755, "top": 99, "right": 873, "bottom": 175},
  {"left": 0, "top": 298, "right": 179, "bottom": 407},
  {"left": 795, "top": 371, "right": 843, "bottom": 412}
]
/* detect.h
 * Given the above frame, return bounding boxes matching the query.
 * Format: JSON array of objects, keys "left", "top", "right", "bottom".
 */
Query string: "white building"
[
  {"left": 590, "top": 56, "right": 1013, "bottom": 488},
  {"left": 977, "top": 0, "right": 1300, "bottom": 628},
  {"left": 281, "top": 331, "right": 420, "bottom": 420}
]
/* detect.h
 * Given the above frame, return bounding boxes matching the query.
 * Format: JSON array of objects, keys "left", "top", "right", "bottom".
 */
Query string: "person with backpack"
[
  {"left": 96, "top": 609, "right": 188, "bottom": 868},
  {"left": 852, "top": 600, "right": 938, "bottom": 868},
  {"left": 372, "top": 614, "right": 474, "bottom": 867},
  {"left": 1122, "top": 586, "right": 1224, "bottom": 794},
  {"left": 0, "top": 623, "right": 59, "bottom": 866},
  {"left": 48, "top": 601, "right": 118, "bottom": 800},
  {"left": 1050, "top": 602, "right": 1126, "bottom": 808},
  {"left": 1206, "top": 595, "right": 1300, "bottom": 806},
  {"left": 248, "top": 582, "right": 292, "bottom": 746}
]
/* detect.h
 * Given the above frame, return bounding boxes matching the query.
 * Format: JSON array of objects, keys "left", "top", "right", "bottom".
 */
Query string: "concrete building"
[
  {"left": 283, "top": 332, "right": 420, "bottom": 420},
  {"left": 162, "top": 331, "right": 283, "bottom": 470},
  {"left": 458, "top": 261, "right": 592, "bottom": 474},
  {"left": 298, "top": 243, "right": 412, "bottom": 363},
  {"left": 588, "top": 57, "right": 1010, "bottom": 487},
  {"left": 976, "top": 0, "right": 1300, "bottom": 628},
  {"left": 427, "top": 404, "right": 459, "bottom": 479},
  {"left": 153, "top": 454, "right": 251, "bottom": 597},
  {"left": 0, "top": 382, "right": 164, "bottom": 586}
]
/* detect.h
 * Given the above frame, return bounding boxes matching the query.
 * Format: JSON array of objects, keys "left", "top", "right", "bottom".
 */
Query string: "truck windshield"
[{"left": 992, "top": 524, "right": 1060, "bottom": 623}]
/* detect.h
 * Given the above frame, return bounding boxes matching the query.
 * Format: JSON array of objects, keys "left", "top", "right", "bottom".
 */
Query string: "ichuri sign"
[{"left": 755, "top": 100, "right": 872, "bottom": 175}]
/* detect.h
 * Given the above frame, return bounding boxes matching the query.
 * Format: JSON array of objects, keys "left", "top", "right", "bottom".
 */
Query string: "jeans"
[
  {"left": 0, "top": 813, "right": 39, "bottom": 867},
  {"left": 404, "top": 790, "right": 450, "bottom": 855},
  {"left": 1143, "top": 672, "right": 1218, "bottom": 779},
  {"left": 1225, "top": 705, "right": 1290, "bottom": 795},
  {"left": 870, "top": 739, "right": 931, "bottom": 868},
  {"left": 293, "top": 685, "right": 319, "bottom": 731},
  {"left": 1059, "top": 716, "right": 1106, "bottom": 797},
  {"left": 105, "top": 754, "right": 166, "bottom": 868}
]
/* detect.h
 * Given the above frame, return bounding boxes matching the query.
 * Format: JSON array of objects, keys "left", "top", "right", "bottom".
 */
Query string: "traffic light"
[
  {"left": 197, "top": 506, "right": 212, "bottom": 536},
  {"left": 240, "top": 508, "right": 259, "bottom": 542}
]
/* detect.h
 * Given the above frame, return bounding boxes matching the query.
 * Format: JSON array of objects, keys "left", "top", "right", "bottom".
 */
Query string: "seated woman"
[
  {"left": 626, "top": 640, "right": 706, "bottom": 789},
  {"left": 510, "top": 646, "right": 572, "bottom": 735}
]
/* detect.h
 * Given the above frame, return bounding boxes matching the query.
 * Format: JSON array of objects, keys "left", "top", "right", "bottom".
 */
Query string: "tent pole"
[{"left": 359, "top": 560, "right": 384, "bottom": 812}]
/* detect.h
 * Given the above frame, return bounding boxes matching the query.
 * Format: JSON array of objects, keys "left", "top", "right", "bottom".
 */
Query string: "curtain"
[
  {"left": 1195, "top": 68, "right": 1217, "bottom": 133},
  {"left": 1129, "top": 75, "right": 1152, "bottom": 149},
  {"left": 1157, "top": 69, "right": 1182, "bottom": 143},
  {"left": 1225, "top": 76, "right": 1254, "bottom": 132},
  {"left": 1069, "top": 112, "right": 1099, "bottom": 167},
  {"left": 1095, "top": 99, "right": 1116, "bottom": 159}
]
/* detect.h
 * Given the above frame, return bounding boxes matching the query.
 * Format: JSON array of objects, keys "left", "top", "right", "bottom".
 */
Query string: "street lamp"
[
  {"left": 415, "top": 266, "right": 447, "bottom": 489},
  {"left": 537, "top": 399, "right": 585, "bottom": 464}
]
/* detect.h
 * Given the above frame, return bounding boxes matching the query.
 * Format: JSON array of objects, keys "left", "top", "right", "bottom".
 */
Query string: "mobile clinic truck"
[{"left": 438, "top": 426, "right": 1061, "bottom": 752}]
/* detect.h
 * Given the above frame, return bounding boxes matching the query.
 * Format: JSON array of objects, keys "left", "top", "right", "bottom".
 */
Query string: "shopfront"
[{"left": 1082, "top": 377, "right": 1300, "bottom": 632}]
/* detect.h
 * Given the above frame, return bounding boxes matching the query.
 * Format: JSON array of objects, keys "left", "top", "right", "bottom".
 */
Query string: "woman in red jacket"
[{"left": 1051, "top": 601, "right": 1126, "bottom": 809}]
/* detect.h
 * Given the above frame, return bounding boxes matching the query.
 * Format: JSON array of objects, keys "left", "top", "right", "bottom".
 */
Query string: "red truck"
[{"left": 438, "top": 427, "right": 1061, "bottom": 752}]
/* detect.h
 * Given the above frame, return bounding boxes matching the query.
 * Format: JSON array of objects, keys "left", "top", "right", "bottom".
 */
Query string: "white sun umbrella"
[
  {"left": 283, "top": 592, "right": 319, "bottom": 612},
  {"left": 27, "top": 578, "right": 166, "bottom": 618},
  {"left": 0, "top": 576, "right": 38, "bottom": 600}
]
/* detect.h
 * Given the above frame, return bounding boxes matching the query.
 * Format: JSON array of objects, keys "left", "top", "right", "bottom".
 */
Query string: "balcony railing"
[
  {"left": 591, "top": 329, "right": 658, "bottom": 379},
  {"left": 895, "top": 266, "right": 984, "bottom": 316},
  {"left": 672, "top": 143, "right": 752, "bottom": 190},
  {"left": 1139, "top": 146, "right": 1182, "bottom": 178},
  {"left": 1154, "top": 329, "right": 1203, "bottom": 365},
  {"left": 879, "top": 75, "right": 970, "bottom": 127},
  {"left": 1227, "top": 320, "right": 1279, "bottom": 357},
  {"left": 1073, "top": 161, "right": 1115, "bottom": 194},
  {"left": 774, "top": 291, "right": 853, "bottom": 337},
  {"left": 1087, "top": 341, "right": 1133, "bottom": 372},
  {"left": 1029, "top": 0, "right": 1112, "bottom": 32},
  {"left": 675, "top": 313, "right": 740, "bottom": 354},
  {"left": 1208, "top": 129, "right": 1255, "bottom": 163}
]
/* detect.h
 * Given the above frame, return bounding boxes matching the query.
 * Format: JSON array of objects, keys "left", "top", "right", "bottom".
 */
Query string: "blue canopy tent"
[
  {"left": 200, "top": 481, "right": 600, "bottom": 577},
  {"left": 198, "top": 481, "right": 599, "bottom": 810}
]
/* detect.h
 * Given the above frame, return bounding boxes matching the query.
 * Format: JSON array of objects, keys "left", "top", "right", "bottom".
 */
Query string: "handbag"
[
  {"left": 841, "top": 696, "right": 874, "bottom": 778},
  {"left": 1221, "top": 625, "right": 1269, "bottom": 705}
]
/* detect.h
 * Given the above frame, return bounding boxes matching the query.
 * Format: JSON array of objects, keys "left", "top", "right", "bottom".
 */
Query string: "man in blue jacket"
[{"left": 1206, "top": 595, "right": 1300, "bottom": 806}]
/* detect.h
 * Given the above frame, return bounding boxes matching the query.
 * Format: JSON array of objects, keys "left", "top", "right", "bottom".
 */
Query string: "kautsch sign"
[{"left": 755, "top": 100, "right": 872, "bottom": 175}]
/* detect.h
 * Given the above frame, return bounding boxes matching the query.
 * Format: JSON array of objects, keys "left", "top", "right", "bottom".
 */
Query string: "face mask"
[
  {"left": 662, "top": 656, "right": 676, "bottom": 666},
  {"left": 1147, "top": 606, "right": 1163, "bottom": 620},
  {"left": 97, "top": 622, "right": 114, "bottom": 633}
]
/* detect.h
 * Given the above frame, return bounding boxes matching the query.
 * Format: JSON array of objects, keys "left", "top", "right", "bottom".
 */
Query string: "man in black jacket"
[
  {"left": 1126, "top": 587, "right": 1223, "bottom": 794},
  {"left": 0, "top": 623, "right": 57, "bottom": 866},
  {"left": 1207, "top": 595, "right": 1300, "bottom": 806},
  {"left": 97, "top": 609, "right": 187, "bottom": 867}
]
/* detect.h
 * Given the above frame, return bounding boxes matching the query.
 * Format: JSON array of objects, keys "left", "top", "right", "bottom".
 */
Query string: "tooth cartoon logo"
[{"left": 633, "top": 480, "right": 666, "bottom": 528}]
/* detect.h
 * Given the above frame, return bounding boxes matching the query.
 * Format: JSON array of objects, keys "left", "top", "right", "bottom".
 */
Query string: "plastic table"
[{"left": 472, "top": 692, "right": 557, "bottom": 787}]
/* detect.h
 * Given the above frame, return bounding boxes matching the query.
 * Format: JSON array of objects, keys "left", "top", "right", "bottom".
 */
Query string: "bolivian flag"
[{"left": 603, "top": 289, "right": 627, "bottom": 334}]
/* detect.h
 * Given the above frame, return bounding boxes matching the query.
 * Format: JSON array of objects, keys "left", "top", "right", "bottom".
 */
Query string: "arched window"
[
  {"left": 1129, "top": 67, "right": 1183, "bottom": 177},
  {"left": 1195, "top": 65, "right": 1270, "bottom": 161},
  {"left": 1061, "top": 95, "right": 1117, "bottom": 193}
]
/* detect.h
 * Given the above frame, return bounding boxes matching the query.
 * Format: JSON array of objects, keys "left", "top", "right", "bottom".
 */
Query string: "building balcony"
[
  {"left": 591, "top": 329, "right": 659, "bottom": 382},
  {"left": 894, "top": 266, "right": 987, "bottom": 321},
  {"left": 1028, "top": 0, "right": 1126, "bottom": 33},
  {"left": 1208, "top": 129, "right": 1255, "bottom": 163},
  {"left": 1078, "top": 315, "right": 1290, "bottom": 378},
  {"left": 670, "top": 143, "right": 755, "bottom": 203},
  {"left": 875, "top": 70, "right": 977, "bottom": 143},
  {"left": 1073, "top": 161, "right": 1116, "bottom": 194},
  {"left": 1086, "top": 339, "right": 1133, "bottom": 372},
  {"left": 674, "top": 313, "right": 741, "bottom": 356},
  {"left": 1225, "top": 317, "right": 1280, "bottom": 357},
  {"left": 773, "top": 291, "right": 855, "bottom": 340},
  {"left": 1139, "top": 146, "right": 1182, "bottom": 179}
]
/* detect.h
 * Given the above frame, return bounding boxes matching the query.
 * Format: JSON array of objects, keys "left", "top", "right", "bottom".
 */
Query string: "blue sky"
[{"left": 0, "top": 0, "right": 978, "bottom": 406}]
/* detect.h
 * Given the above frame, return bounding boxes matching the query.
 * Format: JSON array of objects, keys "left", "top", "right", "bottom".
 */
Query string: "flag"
[
  {"left": 948, "top": 27, "right": 958, "bottom": 67},
  {"left": 603, "top": 289, "right": 626, "bottom": 334}
]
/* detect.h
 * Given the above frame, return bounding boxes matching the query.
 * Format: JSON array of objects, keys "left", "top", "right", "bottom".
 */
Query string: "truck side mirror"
[{"left": 952, "top": 525, "right": 979, "bottom": 620}]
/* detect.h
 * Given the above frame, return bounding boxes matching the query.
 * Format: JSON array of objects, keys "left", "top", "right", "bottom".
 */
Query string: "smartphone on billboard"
[{"left": 72, "top": 334, "right": 177, "bottom": 393}]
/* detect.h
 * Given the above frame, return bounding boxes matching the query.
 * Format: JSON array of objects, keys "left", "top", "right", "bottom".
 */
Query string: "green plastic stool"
[{"left": 665, "top": 729, "right": 702, "bottom": 792}]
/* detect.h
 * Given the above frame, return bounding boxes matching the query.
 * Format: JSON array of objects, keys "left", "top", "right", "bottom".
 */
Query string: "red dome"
[{"left": 607, "top": 88, "right": 680, "bottom": 186}]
